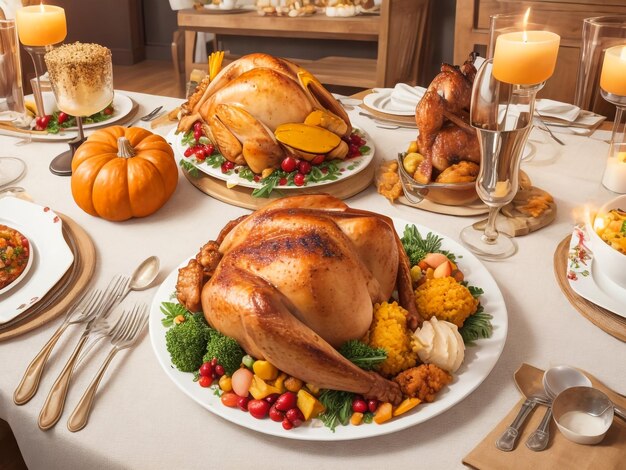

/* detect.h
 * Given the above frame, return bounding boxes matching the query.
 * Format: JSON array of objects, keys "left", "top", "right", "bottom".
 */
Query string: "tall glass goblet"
[
  {"left": 44, "top": 43, "right": 113, "bottom": 176},
  {"left": 460, "top": 59, "right": 542, "bottom": 260}
]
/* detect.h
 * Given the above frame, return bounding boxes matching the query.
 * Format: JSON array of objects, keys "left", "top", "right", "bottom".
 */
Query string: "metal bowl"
[
  {"left": 552, "top": 386, "right": 613, "bottom": 445},
  {"left": 395, "top": 153, "right": 478, "bottom": 206}
]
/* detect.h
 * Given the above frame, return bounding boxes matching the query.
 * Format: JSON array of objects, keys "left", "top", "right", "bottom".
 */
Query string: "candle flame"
[{"left": 522, "top": 8, "right": 531, "bottom": 42}]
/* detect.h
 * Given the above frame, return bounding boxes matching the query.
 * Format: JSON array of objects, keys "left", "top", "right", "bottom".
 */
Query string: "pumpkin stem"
[{"left": 117, "top": 137, "right": 136, "bottom": 158}]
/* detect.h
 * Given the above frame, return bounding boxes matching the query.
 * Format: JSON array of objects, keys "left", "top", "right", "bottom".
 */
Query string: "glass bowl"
[{"left": 395, "top": 153, "right": 478, "bottom": 206}]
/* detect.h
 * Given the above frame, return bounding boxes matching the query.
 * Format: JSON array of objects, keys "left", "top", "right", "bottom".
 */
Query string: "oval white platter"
[{"left": 149, "top": 216, "right": 508, "bottom": 441}]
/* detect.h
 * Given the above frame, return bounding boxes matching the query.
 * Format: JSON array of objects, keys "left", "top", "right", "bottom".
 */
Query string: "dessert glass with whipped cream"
[{"left": 44, "top": 42, "right": 113, "bottom": 176}]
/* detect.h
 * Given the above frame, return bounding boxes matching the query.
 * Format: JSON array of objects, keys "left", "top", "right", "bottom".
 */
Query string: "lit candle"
[
  {"left": 600, "top": 45, "right": 626, "bottom": 96},
  {"left": 492, "top": 9, "right": 560, "bottom": 85},
  {"left": 602, "top": 151, "right": 626, "bottom": 194},
  {"left": 15, "top": 4, "right": 67, "bottom": 47}
]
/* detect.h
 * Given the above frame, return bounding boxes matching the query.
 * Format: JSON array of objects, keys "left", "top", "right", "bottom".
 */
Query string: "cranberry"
[
  {"left": 193, "top": 129, "right": 202, "bottom": 142},
  {"left": 193, "top": 121, "right": 203, "bottom": 132},
  {"left": 269, "top": 405, "right": 284, "bottom": 422},
  {"left": 352, "top": 398, "right": 368, "bottom": 413},
  {"left": 285, "top": 408, "right": 304, "bottom": 427},
  {"left": 198, "top": 375, "right": 213, "bottom": 388},
  {"left": 237, "top": 395, "right": 250, "bottom": 412},
  {"left": 297, "top": 161, "right": 312, "bottom": 175},
  {"left": 221, "top": 161, "right": 235, "bottom": 173},
  {"left": 215, "top": 364, "right": 225, "bottom": 376},
  {"left": 274, "top": 392, "right": 297, "bottom": 411},
  {"left": 210, "top": 358, "right": 218, "bottom": 367},
  {"left": 293, "top": 173, "right": 305, "bottom": 187},
  {"left": 199, "top": 362, "right": 213, "bottom": 377},
  {"left": 349, "top": 144, "right": 360, "bottom": 156},
  {"left": 204, "top": 144, "right": 215, "bottom": 155},
  {"left": 253, "top": 175, "right": 261, "bottom": 182},
  {"left": 349, "top": 134, "right": 364, "bottom": 146},
  {"left": 311, "top": 154, "right": 325, "bottom": 165},
  {"left": 279, "top": 178, "right": 287, "bottom": 185},
  {"left": 248, "top": 399, "right": 270, "bottom": 419},
  {"left": 57, "top": 112, "right": 69, "bottom": 125},
  {"left": 265, "top": 393, "right": 280, "bottom": 405},
  {"left": 280, "top": 156, "right": 298, "bottom": 173},
  {"left": 184, "top": 147, "right": 194, "bottom": 157},
  {"left": 195, "top": 149, "right": 207, "bottom": 162},
  {"left": 282, "top": 418, "right": 294, "bottom": 430},
  {"left": 367, "top": 399, "right": 379, "bottom": 413}
]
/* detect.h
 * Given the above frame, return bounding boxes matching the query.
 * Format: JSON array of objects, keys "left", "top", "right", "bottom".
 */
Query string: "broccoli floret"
[
  {"left": 203, "top": 331, "right": 245, "bottom": 376},
  {"left": 166, "top": 314, "right": 210, "bottom": 372},
  {"left": 338, "top": 340, "right": 387, "bottom": 371}
]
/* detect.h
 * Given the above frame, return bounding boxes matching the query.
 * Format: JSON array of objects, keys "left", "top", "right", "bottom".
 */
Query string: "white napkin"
[
  {"left": 387, "top": 83, "right": 426, "bottom": 114},
  {"left": 535, "top": 99, "right": 581, "bottom": 122}
]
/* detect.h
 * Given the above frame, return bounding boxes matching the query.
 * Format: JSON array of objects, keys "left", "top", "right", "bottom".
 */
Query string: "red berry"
[
  {"left": 253, "top": 175, "right": 261, "bottom": 182},
  {"left": 237, "top": 396, "right": 250, "bottom": 411},
  {"left": 193, "top": 129, "right": 202, "bottom": 142},
  {"left": 352, "top": 398, "right": 368, "bottom": 413},
  {"left": 279, "top": 178, "right": 287, "bottom": 185},
  {"left": 198, "top": 375, "right": 213, "bottom": 388},
  {"left": 274, "top": 392, "right": 297, "bottom": 411},
  {"left": 280, "top": 156, "right": 297, "bottom": 173},
  {"left": 248, "top": 399, "right": 271, "bottom": 419},
  {"left": 349, "top": 144, "right": 360, "bottom": 156},
  {"left": 204, "top": 144, "right": 215, "bottom": 155},
  {"left": 215, "top": 364, "right": 225, "bottom": 376},
  {"left": 349, "top": 134, "right": 364, "bottom": 145},
  {"left": 311, "top": 154, "right": 325, "bottom": 165},
  {"left": 269, "top": 405, "right": 284, "bottom": 422},
  {"left": 193, "top": 121, "right": 203, "bottom": 132},
  {"left": 265, "top": 393, "right": 280, "bottom": 405},
  {"left": 368, "top": 399, "right": 379, "bottom": 413},
  {"left": 57, "top": 112, "right": 69, "bottom": 125},
  {"left": 293, "top": 173, "right": 305, "bottom": 187},
  {"left": 199, "top": 362, "right": 213, "bottom": 377},
  {"left": 195, "top": 149, "right": 206, "bottom": 162},
  {"left": 221, "top": 161, "right": 235, "bottom": 173},
  {"left": 321, "top": 168, "right": 328, "bottom": 174},
  {"left": 282, "top": 418, "right": 293, "bottom": 430},
  {"left": 285, "top": 408, "right": 304, "bottom": 427},
  {"left": 210, "top": 358, "right": 218, "bottom": 367},
  {"left": 184, "top": 147, "right": 194, "bottom": 157},
  {"left": 297, "top": 161, "right": 312, "bottom": 175},
  {"left": 103, "top": 106, "right": 114, "bottom": 115}
]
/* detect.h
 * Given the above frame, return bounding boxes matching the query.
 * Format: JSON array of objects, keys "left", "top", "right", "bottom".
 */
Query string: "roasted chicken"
[
  {"left": 413, "top": 55, "right": 480, "bottom": 183},
  {"left": 176, "top": 195, "right": 421, "bottom": 404}
]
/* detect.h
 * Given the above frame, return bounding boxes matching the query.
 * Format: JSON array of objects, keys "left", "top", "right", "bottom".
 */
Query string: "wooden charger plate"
[
  {"left": 0, "top": 213, "right": 95, "bottom": 342},
  {"left": 553, "top": 235, "right": 626, "bottom": 342},
  {"left": 182, "top": 164, "right": 375, "bottom": 210}
]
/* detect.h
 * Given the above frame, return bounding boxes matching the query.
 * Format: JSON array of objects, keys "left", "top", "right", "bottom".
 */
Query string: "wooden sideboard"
[
  {"left": 454, "top": 0, "right": 626, "bottom": 111},
  {"left": 177, "top": 0, "right": 429, "bottom": 89}
]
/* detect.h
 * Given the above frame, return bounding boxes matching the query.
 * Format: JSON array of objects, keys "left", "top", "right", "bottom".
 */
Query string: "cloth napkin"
[
  {"left": 463, "top": 364, "right": 626, "bottom": 470},
  {"left": 535, "top": 99, "right": 581, "bottom": 122},
  {"left": 386, "top": 83, "right": 426, "bottom": 114}
]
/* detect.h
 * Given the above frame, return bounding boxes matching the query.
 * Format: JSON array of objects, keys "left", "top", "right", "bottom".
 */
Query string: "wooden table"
[{"left": 177, "top": 0, "right": 429, "bottom": 89}]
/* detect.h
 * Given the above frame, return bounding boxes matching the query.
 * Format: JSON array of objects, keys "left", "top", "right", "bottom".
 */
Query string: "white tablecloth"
[{"left": 1, "top": 91, "right": 624, "bottom": 469}]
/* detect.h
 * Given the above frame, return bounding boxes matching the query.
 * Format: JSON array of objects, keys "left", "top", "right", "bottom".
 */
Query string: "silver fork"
[
  {"left": 126, "top": 106, "right": 163, "bottom": 127},
  {"left": 38, "top": 275, "right": 128, "bottom": 430},
  {"left": 534, "top": 112, "right": 566, "bottom": 146},
  {"left": 67, "top": 303, "right": 148, "bottom": 432},
  {"left": 13, "top": 289, "right": 104, "bottom": 405}
]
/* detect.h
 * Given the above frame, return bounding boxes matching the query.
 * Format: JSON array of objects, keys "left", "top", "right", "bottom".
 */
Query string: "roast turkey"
[{"left": 176, "top": 195, "right": 420, "bottom": 404}]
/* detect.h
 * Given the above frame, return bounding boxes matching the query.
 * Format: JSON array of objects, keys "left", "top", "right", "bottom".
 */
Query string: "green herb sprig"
[
  {"left": 459, "top": 305, "right": 493, "bottom": 345},
  {"left": 318, "top": 390, "right": 354, "bottom": 432},
  {"left": 401, "top": 225, "right": 455, "bottom": 265},
  {"left": 338, "top": 340, "right": 387, "bottom": 371}
]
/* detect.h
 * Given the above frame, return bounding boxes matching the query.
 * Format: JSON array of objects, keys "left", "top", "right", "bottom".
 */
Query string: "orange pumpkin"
[{"left": 71, "top": 126, "right": 178, "bottom": 221}]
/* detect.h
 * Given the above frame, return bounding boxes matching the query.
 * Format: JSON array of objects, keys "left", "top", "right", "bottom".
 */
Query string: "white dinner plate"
[
  {"left": 167, "top": 128, "right": 375, "bottom": 191},
  {"left": 22, "top": 92, "right": 134, "bottom": 141},
  {"left": 363, "top": 89, "right": 419, "bottom": 116},
  {"left": 149, "top": 216, "right": 508, "bottom": 441},
  {"left": 0, "top": 198, "right": 74, "bottom": 324},
  {"left": 566, "top": 225, "right": 626, "bottom": 318}
]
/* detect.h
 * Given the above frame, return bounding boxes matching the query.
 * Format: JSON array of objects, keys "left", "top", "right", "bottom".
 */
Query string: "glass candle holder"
[{"left": 600, "top": 44, "right": 626, "bottom": 193}]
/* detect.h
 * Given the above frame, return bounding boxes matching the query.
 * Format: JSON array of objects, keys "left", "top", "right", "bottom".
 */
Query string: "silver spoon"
[{"left": 526, "top": 366, "right": 591, "bottom": 451}]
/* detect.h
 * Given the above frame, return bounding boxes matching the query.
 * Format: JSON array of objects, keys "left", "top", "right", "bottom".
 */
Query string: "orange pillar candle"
[
  {"left": 493, "top": 30, "right": 560, "bottom": 85},
  {"left": 600, "top": 45, "right": 626, "bottom": 96},
  {"left": 15, "top": 5, "right": 67, "bottom": 46}
]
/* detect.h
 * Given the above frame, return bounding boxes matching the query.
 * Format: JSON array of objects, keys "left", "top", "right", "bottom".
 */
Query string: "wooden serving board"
[
  {"left": 182, "top": 164, "right": 375, "bottom": 210},
  {"left": 553, "top": 235, "right": 626, "bottom": 342},
  {"left": 0, "top": 214, "right": 95, "bottom": 342}
]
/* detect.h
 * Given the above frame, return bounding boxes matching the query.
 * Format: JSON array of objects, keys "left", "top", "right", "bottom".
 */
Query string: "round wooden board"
[
  {"left": 553, "top": 235, "right": 626, "bottom": 342},
  {"left": 0, "top": 214, "right": 95, "bottom": 342},
  {"left": 182, "top": 164, "right": 375, "bottom": 210}
]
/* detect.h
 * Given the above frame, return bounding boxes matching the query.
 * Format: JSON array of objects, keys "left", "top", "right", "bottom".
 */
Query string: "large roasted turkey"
[
  {"left": 176, "top": 195, "right": 421, "bottom": 404},
  {"left": 176, "top": 53, "right": 352, "bottom": 174}
]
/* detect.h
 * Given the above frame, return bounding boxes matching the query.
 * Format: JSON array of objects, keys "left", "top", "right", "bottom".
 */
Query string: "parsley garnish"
[
  {"left": 160, "top": 301, "right": 189, "bottom": 327},
  {"left": 318, "top": 390, "right": 354, "bottom": 432},
  {"left": 400, "top": 225, "right": 455, "bottom": 265},
  {"left": 179, "top": 159, "right": 199, "bottom": 177}
]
